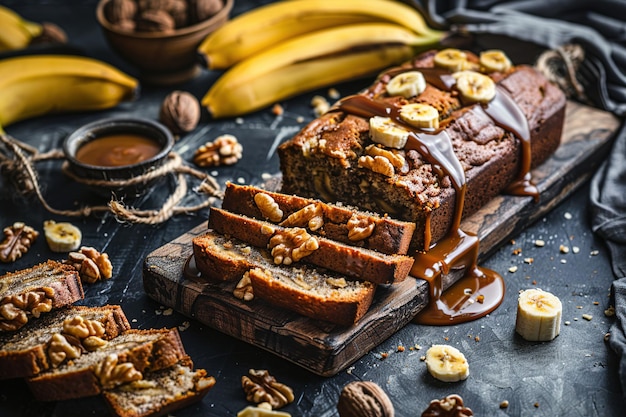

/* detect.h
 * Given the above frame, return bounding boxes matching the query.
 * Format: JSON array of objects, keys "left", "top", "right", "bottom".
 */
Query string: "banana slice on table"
[
  {"left": 399, "top": 103, "right": 439, "bottom": 129},
  {"left": 480, "top": 49, "right": 512, "bottom": 73},
  {"left": 452, "top": 70, "right": 496, "bottom": 103},
  {"left": 369, "top": 116, "right": 410, "bottom": 149},
  {"left": 425, "top": 344, "right": 469, "bottom": 382},
  {"left": 515, "top": 288, "right": 562, "bottom": 342},
  {"left": 386, "top": 70, "right": 426, "bottom": 98},
  {"left": 434, "top": 48, "right": 473, "bottom": 72},
  {"left": 44, "top": 220, "right": 82, "bottom": 253}
]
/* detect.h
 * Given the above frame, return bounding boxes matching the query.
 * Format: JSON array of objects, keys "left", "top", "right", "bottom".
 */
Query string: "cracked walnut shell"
[{"left": 242, "top": 369, "right": 294, "bottom": 409}]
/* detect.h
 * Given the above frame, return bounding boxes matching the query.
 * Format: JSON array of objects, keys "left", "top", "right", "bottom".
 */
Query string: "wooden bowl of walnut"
[{"left": 96, "top": 0, "right": 233, "bottom": 85}]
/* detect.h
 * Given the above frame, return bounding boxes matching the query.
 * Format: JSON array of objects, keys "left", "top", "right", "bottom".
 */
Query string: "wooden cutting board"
[{"left": 143, "top": 101, "right": 619, "bottom": 376}]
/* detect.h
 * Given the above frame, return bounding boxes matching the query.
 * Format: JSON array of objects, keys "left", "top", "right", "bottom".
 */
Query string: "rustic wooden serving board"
[{"left": 143, "top": 101, "right": 619, "bottom": 376}]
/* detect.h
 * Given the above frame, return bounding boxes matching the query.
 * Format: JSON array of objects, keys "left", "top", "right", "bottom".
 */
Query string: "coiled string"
[{"left": 0, "top": 133, "right": 222, "bottom": 224}]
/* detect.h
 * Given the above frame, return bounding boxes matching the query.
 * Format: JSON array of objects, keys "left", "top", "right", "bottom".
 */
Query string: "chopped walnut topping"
[
  {"left": 0, "top": 222, "right": 39, "bottom": 263},
  {"left": 94, "top": 353, "right": 142, "bottom": 389},
  {"left": 48, "top": 333, "right": 82, "bottom": 368},
  {"left": 233, "top": 272, "right": 254, "bottom": 301},
  {"left": 268, "top": 228, "right": 319, "bottom": 265},
  {"left": 193, "top": 134, "right": 243, "bottom": 167},
  {"left": 364, "top": 144, "right": 405, "bottom": 169},
  {"left": 358, "top": 155, "right": 394, "bottom": 177},
  {"left": 0, "top": 287, "right": 54, "bottom": 330},
  {"left": 65, "top": 247, "right": 113, "bottom": 284},
  {"left": 347, "top": 214, "right": 376, "bottom": 242},
  {"left": 279, "top": 204, "right": 324, "bottom": 231},
  {"left": 241, "top": 369, "right": 294, "bottom": 409},
  {"left": 254, "top": 193, "right": 283, "bottom": 222},
  {"left": 421, "top": 394, "right": 473, "bottom": 417}
]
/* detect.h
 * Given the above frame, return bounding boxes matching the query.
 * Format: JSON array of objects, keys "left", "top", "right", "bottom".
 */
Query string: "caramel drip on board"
[{"left": 337, "top": 86, "right": 507, "bottom": 325}]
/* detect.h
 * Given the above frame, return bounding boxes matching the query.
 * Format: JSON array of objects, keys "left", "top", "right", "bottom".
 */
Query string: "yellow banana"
[
  {"left": 0, "top": 5, "right": 42, "bottom": 51},
  {"left": 203, "top": 44, "right": 417, "bottom": 119},
  {"left": 0, "top": 55, "right": 139, "bottom": 130},
  {"left": 202, "top": 22, "right": 443, "bottom": 118},
  {"left": 197, "top": 0, "right": 442, "bottom": 69}
]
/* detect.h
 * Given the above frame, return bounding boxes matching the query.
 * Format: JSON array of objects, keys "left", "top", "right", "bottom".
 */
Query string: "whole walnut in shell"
[
  {"left": 159, "top": 90, "right": 201, "bottom": 135},
  {"left": 189, "top": 0, "right": 223, "bottom": 23},
  {"left": 135, "top": 9, "right": 175, "bottom": 32},
  {"left": 337, "top": 381, "right": 394, "bottom": 417},
  {"left": 106, "top": 0, "right": 137, "bottom": 24}
]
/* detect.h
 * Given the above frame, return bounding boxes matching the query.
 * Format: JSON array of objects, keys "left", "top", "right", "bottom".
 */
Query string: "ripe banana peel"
[
  {"left": 0, "top": 55, "right": 139, "bottom": 132},
  {"left": 202, "top": 22, "right": 444, "bottom": 118},
  {"left": 197, "top": 0, "right": 443, "bottom": 69},
  {"left": 0, "top": 5, "right": 42, "bottom": 52}
]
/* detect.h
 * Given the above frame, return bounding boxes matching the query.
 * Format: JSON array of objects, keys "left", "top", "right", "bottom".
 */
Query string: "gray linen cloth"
[{"left": 411, "top": 0, "right": 626, "bottom": 395}]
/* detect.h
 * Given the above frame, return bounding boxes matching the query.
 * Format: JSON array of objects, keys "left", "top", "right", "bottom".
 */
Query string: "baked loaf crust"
[
  {"left": 103, "top": 357, "right": 215, "bottom": 417},
  {"left": 0, "top": 305, "right": 130, "bottom": 380},
  {"left": 221, "top": 182, "right": 415, "bottom": 255},
  {"left": 192, "top": 231, "right": 376, "bottom": 326},
  {"left": 207, "top": 207, "right": 414, "bottom": 284},
  {"left": 27, "top": 328, "right": 187, "bottom": 401},
  {"left": 0, "top": 260, "right": 84, "bottom": 332},
  {"left": 278, "top": 50, "right": 566, "bottom": 250}
]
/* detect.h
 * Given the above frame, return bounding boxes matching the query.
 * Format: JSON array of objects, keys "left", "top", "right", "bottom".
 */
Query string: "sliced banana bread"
[
  {"left": 27, "top": 328, "right": 186, "bottom": 401},
  {"left": 0, "top": 260, "right": 84, "bottom": 332},
  {"left": 207, "top": 207, "right": 414, "bottom": 285},
  {"left": 103, "top": 357, "right": 215, "bottom": 417},
  {"left": 221, "top": 182, "right": 415, "bottom": 255},
  {"left": 192, "top": 231, "right": 376, "bottom": 326},
  {"left": 0, "top": 304, "right": 130, "bottom": 380}
]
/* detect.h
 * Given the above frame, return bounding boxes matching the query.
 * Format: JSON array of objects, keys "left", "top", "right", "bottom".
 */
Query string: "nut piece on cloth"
[
  {"left": 337, "top": 381, "right": 394, "bottom": 417},
  {"left": 159, "top": 90, "right": 201, "bottom": 135},
  {"left": 421, "top": 394, "right": 473, "bottom": 417}
]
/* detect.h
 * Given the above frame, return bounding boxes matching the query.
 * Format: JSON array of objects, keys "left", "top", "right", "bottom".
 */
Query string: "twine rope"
[{"left": 0, "top": 133, "right": 221, "bottom": 224}]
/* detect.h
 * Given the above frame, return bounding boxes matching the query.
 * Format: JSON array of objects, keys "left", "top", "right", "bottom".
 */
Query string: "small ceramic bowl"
[
  {"left": 63, "top": 117, "right": 174, "bottom": 194},
  {"left": 96, "top": 0, "right": 233, "bottom": 84}
]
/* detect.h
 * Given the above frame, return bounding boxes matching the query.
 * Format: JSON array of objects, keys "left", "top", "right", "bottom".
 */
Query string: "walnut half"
[
  {"left": 241, "top": 369, "right": 294, "bottom": 409},
  {"left": 268, "top": 228, "right": 319, "bottom": 265},
  {"left": 94, "top": 353, "right": 143, "bottom": 389},
  {"left": 421, "top": 394, "right": 474, "bottom": 417},
  {"left": 0, "top": 222, "right": 39, "bottom": 263}
]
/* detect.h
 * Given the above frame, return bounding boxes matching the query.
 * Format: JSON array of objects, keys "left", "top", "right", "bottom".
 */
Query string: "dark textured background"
[{"left": 0, "top": 1, "right": 624, "bottom": 415}]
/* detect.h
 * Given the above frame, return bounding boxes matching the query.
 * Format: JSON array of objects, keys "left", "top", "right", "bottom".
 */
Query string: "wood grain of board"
[{"left": 143, "top": 101, "right": 619, "bottom": 376}]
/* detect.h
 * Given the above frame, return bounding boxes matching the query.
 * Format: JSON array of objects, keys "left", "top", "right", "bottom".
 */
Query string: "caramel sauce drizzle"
[{"left": 335, "top": 63, "right": 540, "bottom": 324}]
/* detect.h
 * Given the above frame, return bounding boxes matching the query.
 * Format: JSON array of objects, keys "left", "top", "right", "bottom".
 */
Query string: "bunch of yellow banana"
[
  {"left": 0, "top": 55, "right": 139, "bottom": 133},
  {"left": 199, "top": 0, "right": 445, "bottom": 118},
  {"left": 0, "top": 5, "right": 43, "bottom": 52}
]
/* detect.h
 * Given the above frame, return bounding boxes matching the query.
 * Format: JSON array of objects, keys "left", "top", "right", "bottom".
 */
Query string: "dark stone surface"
[{"left": 1, "top": 1, "right": 624, "bottom": 416}]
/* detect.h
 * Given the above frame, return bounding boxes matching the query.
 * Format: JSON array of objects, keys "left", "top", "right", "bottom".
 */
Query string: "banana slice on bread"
[
  {"left": 425, "top": 344, "right": 469, "bottom": 382},
  {"left": 399, "top": 103, "right": 439, "bottom": 129},
  {"left": 480, "top": 49, "right": 512, "bottom": 73},
  {"left": 452, "top": 70, "right": 496, "bottom": 103},
  {"left": 386, "top": 70, "right": 426, "bottom": 98},
  {"left": 369, "top": 116, "right": 410, "bottom": 149},
  {"left": 515, "top": 288, "right": 562, "bottom": 342}
]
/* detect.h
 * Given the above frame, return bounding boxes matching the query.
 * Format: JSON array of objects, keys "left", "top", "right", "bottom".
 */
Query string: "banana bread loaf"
[
  {"left": 207, "top": 207, "right": 414, "bottom": 284},
  {"left": 278, "top": 49, "right": 566, "bottom": 251},
  {"left": 0, "top": 260, "right": 84, "bottom": 332},
  {"left": 0, "top": 305, "right": 130, "bottom": 380},
  {"left": 221, "top": 182, "right": 415, "bottom": 255},
  {"left": 27, "top": 328, "right": 187, "bottom": 401},
  {"left": 192, "top": 231, "right": 376, "bottom": 326},
  {"left": 103, "top": 357, "right": 215, "bottom": 417}
]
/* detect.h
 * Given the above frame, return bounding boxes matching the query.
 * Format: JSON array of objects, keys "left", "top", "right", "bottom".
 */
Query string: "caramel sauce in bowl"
[{"left": 63, "top": 117, "right": 174, "bottom": 195}]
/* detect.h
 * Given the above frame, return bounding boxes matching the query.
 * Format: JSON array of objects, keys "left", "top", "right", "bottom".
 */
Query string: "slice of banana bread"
[
  {"left": 27, "top": 328, "right": 187, "bottom": 401},
  {"left": 207, "top": 207, "right": 414, "bottom": 284},
  {"left": 0, "top": 260, "right": 84, "bottom": 332},
  {"left": 221, "top": 182, "right": 415, "bottom": 255},
  {"left": 103, "top": 357, "right": 215, "bottom": 417},
  {"left": 192, "top": 231, "right": 376, "bottom": 326},
  {"left": 278, "top": 49, "right": 566, "bottom": 251},
  {"left": 0, "top": 304, "right": 130, "bottom": 380}
]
